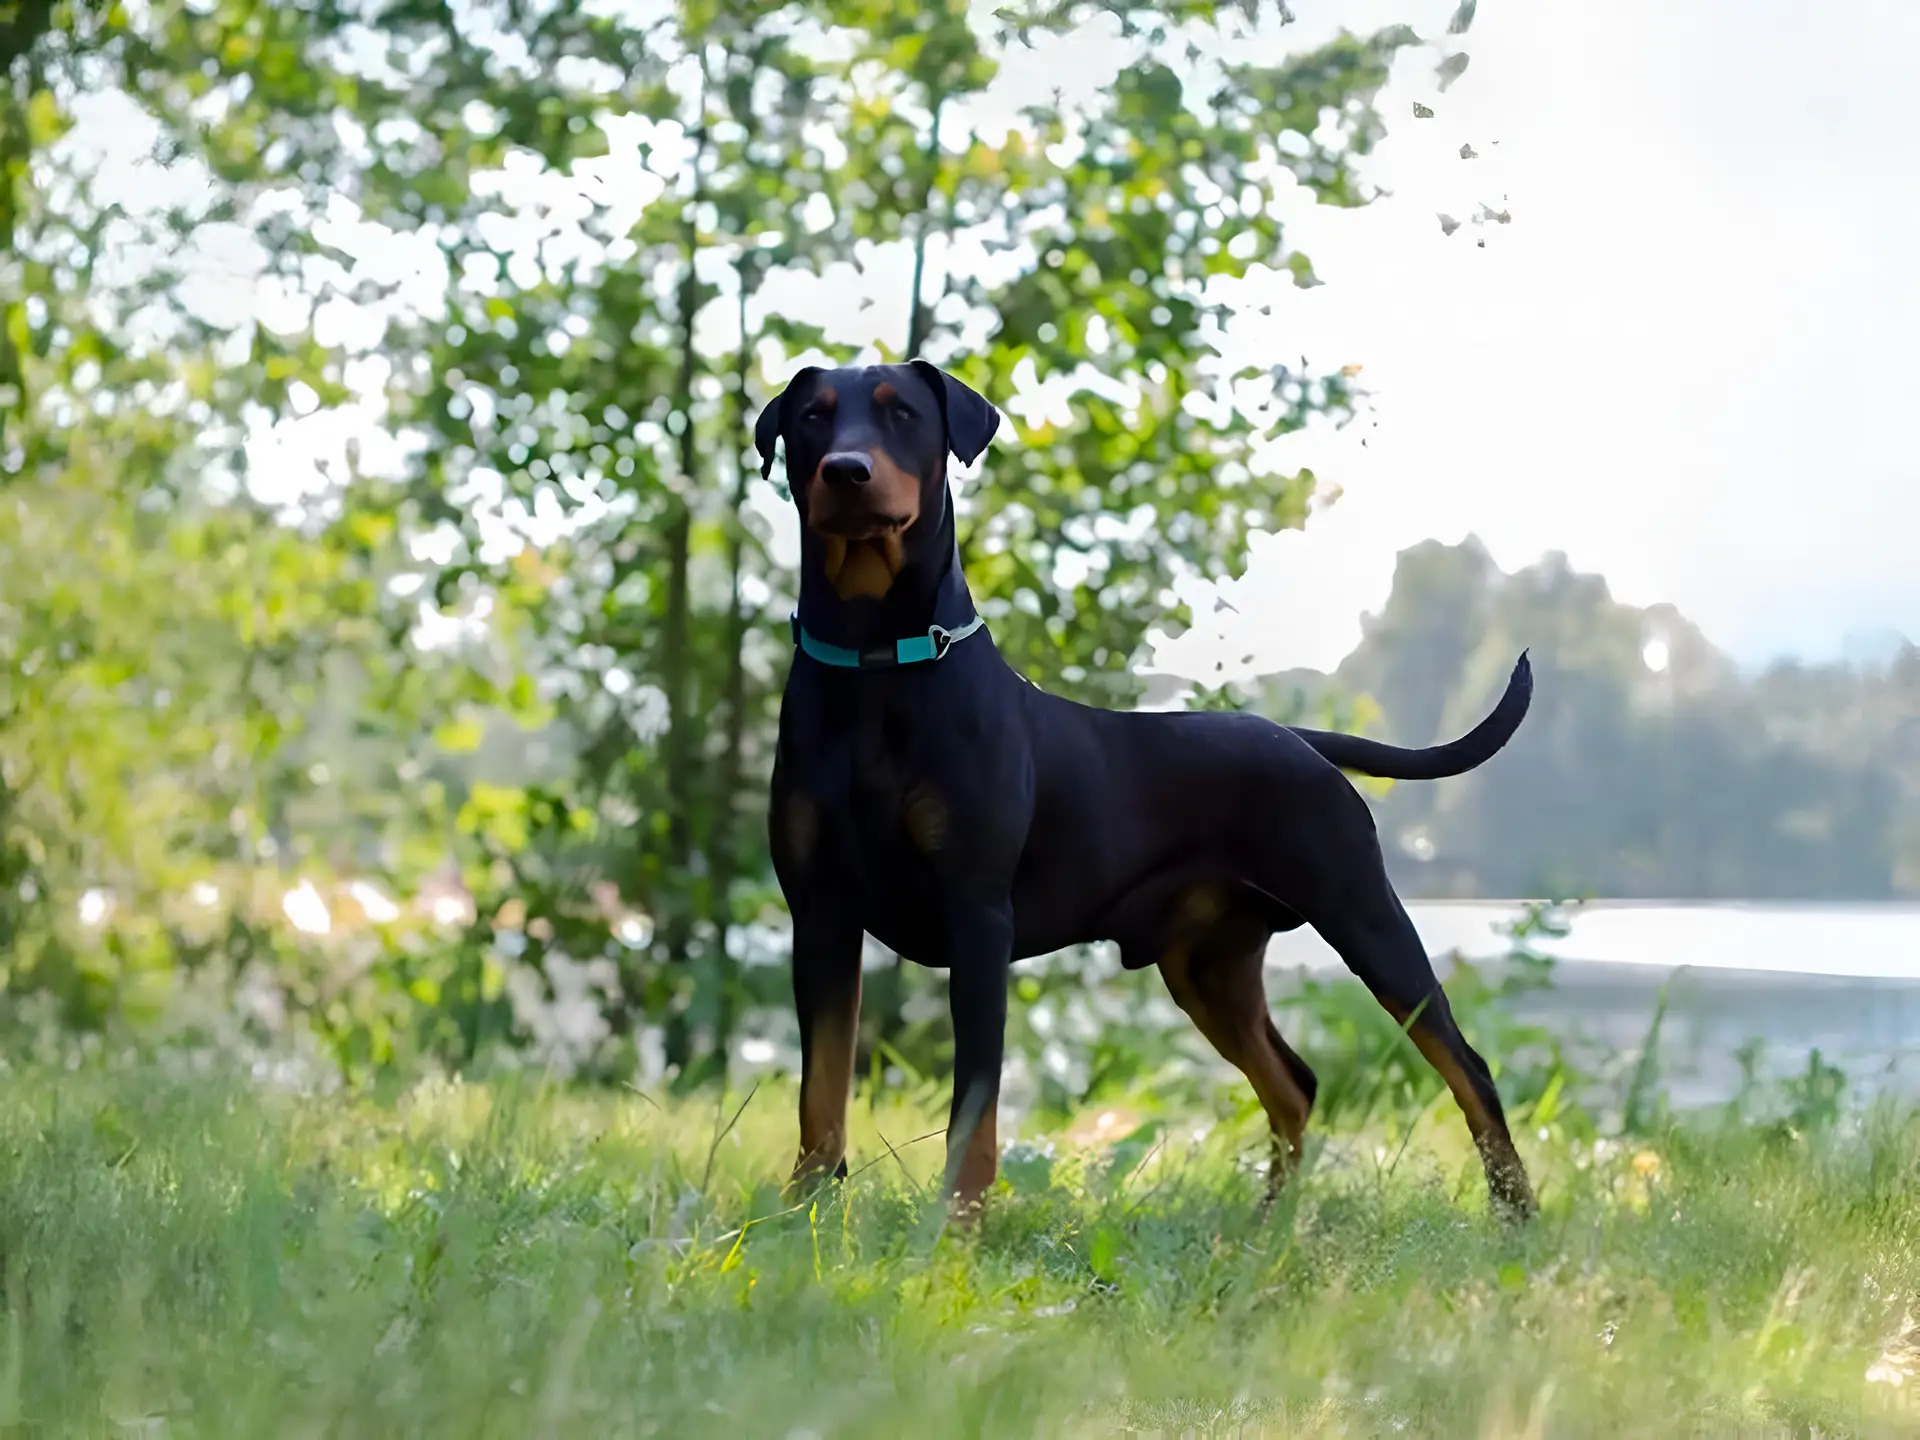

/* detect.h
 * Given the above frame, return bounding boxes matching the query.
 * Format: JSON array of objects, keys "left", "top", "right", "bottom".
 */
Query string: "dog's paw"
[{"left": 784, "top": 1151, "right": 850, "bottom": 1202}]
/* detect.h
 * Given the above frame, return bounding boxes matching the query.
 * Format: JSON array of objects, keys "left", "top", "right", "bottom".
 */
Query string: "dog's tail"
[{"left": 1291, "top": 651, "right": 1532, "bottom": 781}]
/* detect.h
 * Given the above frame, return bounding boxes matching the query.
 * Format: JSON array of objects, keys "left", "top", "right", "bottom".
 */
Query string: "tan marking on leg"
[
  {"left": 902, "top": 781, "right": 948, "bottom": 855},
  {"left": 1408, "top": 1028, "right": 1497, "bottom": 1133},
  {"left": 1162, "top": 940, "right": 1312, "bottom": 1202},
  {"left": 781, "top": 792, "right": 819, "bottom": 868},
  {"left": 1244, "top": 1032, "right": 1311, "bottom": 1174},
  {"left": 1179, "top": 884, "right": 1227, "bottom": 928},
  {"left": 1257, "top": 1021, "right": 1317, "bottom": 1171},
  {"left": 1409, "top": 1029, "right": 1535, "bottom": 1218},
  {"left": 946, "top": 1089, "right": 999, "bottom": 1227},
  {"left": 790, "top": 997, "right": 860, "bottom": 1193},
  {"left": 1388, "top": 998, "right": 1537, "bottom": 1219}
]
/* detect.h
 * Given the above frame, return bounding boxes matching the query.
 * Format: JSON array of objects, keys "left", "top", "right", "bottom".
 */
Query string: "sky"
[
  {"left": 1146, "top": 0, "right": 1920, "bottom": 680},
  {"left": 67, "top": 0, "right": 1920, "bottom": 684}
]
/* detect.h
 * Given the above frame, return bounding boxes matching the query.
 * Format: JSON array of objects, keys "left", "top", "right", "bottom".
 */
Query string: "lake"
[
  {"left": 797, "top": 903, "right": 1920, "bottom": 1112},
  {"left": 1264, "top": 902, "right": 1920, "bottom": 1109}
]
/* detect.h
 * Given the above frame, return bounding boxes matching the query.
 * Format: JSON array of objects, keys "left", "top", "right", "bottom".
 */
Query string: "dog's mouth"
[
  {"left": 808, "top": 509, "right": 913, "bottom": 541},
  {"left": 813, "top": 530, "right": 908, "bottom": 600}
]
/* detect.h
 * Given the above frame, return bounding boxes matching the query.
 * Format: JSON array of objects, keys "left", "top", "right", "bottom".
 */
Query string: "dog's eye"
[
  {"left": 799, "top": 407, "right": 830, "bottom": 425},
  {"left": 889, "top": 399, "right": 915, "bottom": 421}
]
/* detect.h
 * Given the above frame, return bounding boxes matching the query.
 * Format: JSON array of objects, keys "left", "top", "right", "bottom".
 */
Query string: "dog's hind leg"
[
  {"left": 1247, "top": 768, "right": 1537, "bottom": 1220},
  {"left": 1309, "top": 882, "right": 1536, "bottom": 1220},
  {"left": 1159, "top": 900, "right": 1317, "bottom": 1203}
]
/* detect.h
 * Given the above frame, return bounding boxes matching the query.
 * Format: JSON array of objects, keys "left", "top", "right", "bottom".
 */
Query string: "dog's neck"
[{"left": 795, "top": 509, "right": 977, "bottom": 654}]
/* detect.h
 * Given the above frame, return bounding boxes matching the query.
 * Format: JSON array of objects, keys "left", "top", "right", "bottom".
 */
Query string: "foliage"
[
  {"left": 1, "top": 0, "right": 1450, "bottom": 1078},
  {"left": 0, "top": 458, "right": 383, "bottom": 1026},
  {"left": 14, "top": 0, "right": 1891, "bottom": 1108}
]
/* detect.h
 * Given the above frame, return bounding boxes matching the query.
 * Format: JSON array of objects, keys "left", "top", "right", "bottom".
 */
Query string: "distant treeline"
[{"left": 1250, "top": 539, "right": 1920, "bottom": 900}]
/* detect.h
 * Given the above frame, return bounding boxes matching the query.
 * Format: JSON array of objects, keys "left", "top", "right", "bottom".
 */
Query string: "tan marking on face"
[
  {"left": 902, "top": 780, "right": 949, "bottom": 854},
  {"left": 872, "top": 381, "right": 898, "bottom": 405},
  {"left": 821, "top": 534, "right": 847, "bottom": 584},
  {"left": 828, "top": 535, "right": 904, "bottom": 600},
  {"left": 804, "top": 442, "right": 922, "bottom": 602},
  {"left": 867, "top": 448, "right": 920, "bottom": 522}
]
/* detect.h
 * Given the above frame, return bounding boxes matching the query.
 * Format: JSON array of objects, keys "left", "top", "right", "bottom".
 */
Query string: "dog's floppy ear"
[
  {"left": 753, "top": 367, "right": 820, "bottom": 481},
  {"left": 910, "top": 359, "right": 1000, "bottom": 467}
]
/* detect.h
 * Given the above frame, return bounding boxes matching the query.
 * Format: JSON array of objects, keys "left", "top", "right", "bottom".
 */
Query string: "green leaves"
[
  {"left": 22, "top": 90, "right": 63, "bottom": 147},
  {"left": 870, "top": 15, "right": 1410, "bottom": 702},
  {"left": 0, "top": 0, "right": 1433, "bottom": 1076}
]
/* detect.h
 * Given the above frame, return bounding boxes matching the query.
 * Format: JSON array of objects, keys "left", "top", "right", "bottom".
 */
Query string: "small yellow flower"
[{"left": 1630, "top": 1150, "right": 1662, "bottom": 1179}]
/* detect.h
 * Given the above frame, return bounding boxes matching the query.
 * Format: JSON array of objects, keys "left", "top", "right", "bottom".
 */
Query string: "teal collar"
[{"left": 790, "top": 611, "right": 987, "bottom": 669}]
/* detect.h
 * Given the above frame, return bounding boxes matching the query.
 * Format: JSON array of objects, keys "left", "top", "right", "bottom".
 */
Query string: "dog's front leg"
[
  {"left": 787, "top": 907, "right": 864, "bottom": 1197},
  {"left": 942, "top": 900, "right": 1014, "bottom": 1225}
]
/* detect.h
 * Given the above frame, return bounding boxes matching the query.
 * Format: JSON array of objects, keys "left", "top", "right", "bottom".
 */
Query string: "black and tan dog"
[{"left": 757, "top": 360, "right": 1537, "bottom": 1223}]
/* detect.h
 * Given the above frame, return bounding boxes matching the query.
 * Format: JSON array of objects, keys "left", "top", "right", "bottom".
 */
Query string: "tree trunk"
[
  {"left": 658, "top": 74, "right": 710, "bottom": 1076},
  {"left": 903, "top": 95, "right": 946, "bottom": 359},
  {"left": 698, "top": 277, "right": 760, "bottom": 1082}
]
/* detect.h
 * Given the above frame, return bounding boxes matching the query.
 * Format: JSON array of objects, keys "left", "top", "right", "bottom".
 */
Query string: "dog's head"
[{"left": 755, "top": 361, "right": 999, "bottom": 601}]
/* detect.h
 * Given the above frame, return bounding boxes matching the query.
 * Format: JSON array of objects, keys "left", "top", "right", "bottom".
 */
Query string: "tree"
[
  {"left": 1, "top": 0, "right": 1501, "bottom": 1087},
  {"left": 933, "top": 11, "right": 1408, "bottom": 705},
  {"left": 0, "top": 0, "right": 479, "bottom": 1058},
  {"left": 1271, "top": 539, "right": 1915, "bottom": 901}
]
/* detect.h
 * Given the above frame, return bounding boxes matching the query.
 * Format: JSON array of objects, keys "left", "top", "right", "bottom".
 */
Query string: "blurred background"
[{"left": 2, "top": 0, "right": 1915, "bottom": 1112}]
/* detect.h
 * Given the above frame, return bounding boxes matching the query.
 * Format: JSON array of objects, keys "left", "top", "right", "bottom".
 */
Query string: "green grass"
[{"left": 1, "top": 1063, "right": 1918, "bottom": 1437}]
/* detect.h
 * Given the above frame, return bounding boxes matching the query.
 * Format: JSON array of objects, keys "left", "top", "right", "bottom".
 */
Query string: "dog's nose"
[{"left": 821, "top": 452, "right": 872, "bottom": 487}]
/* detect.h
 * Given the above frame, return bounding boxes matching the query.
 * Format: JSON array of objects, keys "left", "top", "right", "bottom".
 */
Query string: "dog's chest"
[
  {"left": 784, "top": 678, "right": 976, "bottom": 899},
  {"left": 842, "top": 685, "right": 954, "bottom": 862}
]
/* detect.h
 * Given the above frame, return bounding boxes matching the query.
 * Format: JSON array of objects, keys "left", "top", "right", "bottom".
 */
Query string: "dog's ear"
[
  {"left": 910, "top": 360, "right": 1000, "bottom": 467},
  {"left": 753, "top": 367, "right": 819, "bottom": 481},
  {"left": 752, "top": 387, "right": 787, "bottom": 481}
]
